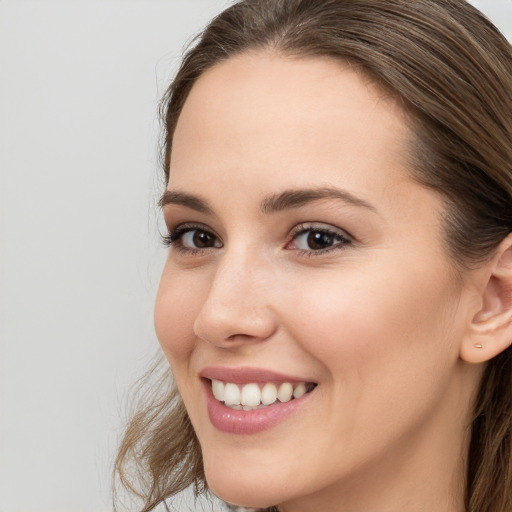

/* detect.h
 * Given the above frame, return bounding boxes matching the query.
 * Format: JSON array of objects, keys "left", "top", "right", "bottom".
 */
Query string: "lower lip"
[{"left": 204, "top": 380, "right": 314, "bottom": 435}]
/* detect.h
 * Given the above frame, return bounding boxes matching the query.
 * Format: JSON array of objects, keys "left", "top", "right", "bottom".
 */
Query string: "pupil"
[
  {"left": 193, "top": 231, "right": 214, "bottom": 248},
  {"left": 307, "top": 231, "right": 334, "bottom": 250}
]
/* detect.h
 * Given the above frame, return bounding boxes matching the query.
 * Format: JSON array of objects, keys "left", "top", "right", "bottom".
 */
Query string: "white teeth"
[
  {"left": 212, "top": 379, "right": 225, "bottom": 401},
  {"left": 212, "top": 379, "right": 313, "bottom": 408},
  {"left": 277, "top": 382, "right": 293, "bottom": 403},
  {"left": 261, "top": 383, "right": 278, "bottom": 405},
  {"left": 241, "top": 383, "right": 261, "bottom": 407},
  {"left": 224, "top": 383, "right": 241, "bottom": 406},
  {"left": 293, "top": 382, "right": 306, "bottom": 399}
]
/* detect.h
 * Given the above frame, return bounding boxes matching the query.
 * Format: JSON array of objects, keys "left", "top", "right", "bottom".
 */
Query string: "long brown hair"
[{"left": 114, "top": 1, "right": 512, "bottom": 511}]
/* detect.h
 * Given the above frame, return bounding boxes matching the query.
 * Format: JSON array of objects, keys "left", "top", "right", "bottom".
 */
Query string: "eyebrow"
[
  {"left": 159, "top": 186, "right": 377, "bottom": 215},
  {"left": 260, "top": 187, "right": 377, "bottom": 214},
  {"left": 159, "top": 190, "right": 213, "bottom": 214}
]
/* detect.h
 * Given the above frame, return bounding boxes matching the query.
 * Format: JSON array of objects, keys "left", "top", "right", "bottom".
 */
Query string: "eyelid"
[
  {"left": 161, "top": 222, "right": 222, "bottom": 249},
  {"left": 286, "top": 222, "right": 353, "bottom": 254},
  {"left": 288, "top": 222, "right": 353, "bottom": 241}
]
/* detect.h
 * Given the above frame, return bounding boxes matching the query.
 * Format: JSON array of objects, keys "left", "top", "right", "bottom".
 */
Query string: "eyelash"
[
  {"left": 287, "top": 223, "right": 352, "bottom": 256},
  {"left": 162, "top": 222, "right": 353, "bottom": 256},
  {"left": 161, "top": 223, "right": 218, "bottom": 255}
]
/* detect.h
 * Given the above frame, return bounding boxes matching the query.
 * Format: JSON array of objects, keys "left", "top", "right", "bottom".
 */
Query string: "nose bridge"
[{"left": 193, "top": 244, "right": 276, "bottom": 345}]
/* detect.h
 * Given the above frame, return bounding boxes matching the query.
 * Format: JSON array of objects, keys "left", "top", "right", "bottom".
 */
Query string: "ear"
[{"left": 460, "top": 233, "right": 512, "bottom": 364}]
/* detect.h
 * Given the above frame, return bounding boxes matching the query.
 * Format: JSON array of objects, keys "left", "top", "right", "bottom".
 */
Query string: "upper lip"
[{"left": 200, "top": 366, "right": 316, "bottom": 385}]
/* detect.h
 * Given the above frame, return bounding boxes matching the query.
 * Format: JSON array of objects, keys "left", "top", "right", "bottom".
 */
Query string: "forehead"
[{"left": 169, "top": 52, "right": 413, "bottom": 205}]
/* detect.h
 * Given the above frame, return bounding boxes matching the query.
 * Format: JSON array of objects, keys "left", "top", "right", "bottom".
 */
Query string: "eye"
[
  {"left": 163, "top": 224, "right": 222, "bottom": 252},
  {"left": 181, "top": 229, "right": 221, "bottom": 249},
  {"left": 287, "top": 224, "right": 352, "bottom": 253}
]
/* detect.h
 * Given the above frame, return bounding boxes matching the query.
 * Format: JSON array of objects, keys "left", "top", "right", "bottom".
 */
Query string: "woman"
[{"left": 115, "top": 1, "right": 512, "bottom": 511}]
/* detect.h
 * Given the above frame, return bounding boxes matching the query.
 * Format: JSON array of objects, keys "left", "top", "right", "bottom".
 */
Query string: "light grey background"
[{"left": 0, "top": 1, "right": 510, "bottom": 512}]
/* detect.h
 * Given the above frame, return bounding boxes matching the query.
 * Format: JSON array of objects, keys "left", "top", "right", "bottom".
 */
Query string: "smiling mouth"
[{"left": 209, "top": 379, "right": 317, "bottom": 411}]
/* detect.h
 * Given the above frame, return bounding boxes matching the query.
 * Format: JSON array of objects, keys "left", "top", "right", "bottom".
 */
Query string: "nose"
[{"left": 193, "top": 249, "right": 278, "bottom": 348}]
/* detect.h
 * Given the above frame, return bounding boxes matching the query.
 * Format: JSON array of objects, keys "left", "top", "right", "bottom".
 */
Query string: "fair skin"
[{"left": 154, "top": 52, "right": 509, "bottom": 511}]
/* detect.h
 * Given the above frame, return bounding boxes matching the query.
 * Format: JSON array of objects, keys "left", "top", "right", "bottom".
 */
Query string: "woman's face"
[{"left": 155, "top": 53, "right": 480, "bottom": 510}]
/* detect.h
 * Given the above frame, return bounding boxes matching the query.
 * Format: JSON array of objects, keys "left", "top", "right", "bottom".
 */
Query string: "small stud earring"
[{"left": 474, "top": 343, "right": 483, "bottom": 349}]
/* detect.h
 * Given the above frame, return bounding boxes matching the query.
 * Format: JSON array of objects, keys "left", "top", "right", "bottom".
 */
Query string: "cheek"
[
  {"left": 289, "top": 266, "right": 459, "bottom": 354},
  {"left": 284, "top": 263, "right": 463, "bottom": 425},
  {"left": 154, "top": 267, "right": 202, "bottom": 366}
]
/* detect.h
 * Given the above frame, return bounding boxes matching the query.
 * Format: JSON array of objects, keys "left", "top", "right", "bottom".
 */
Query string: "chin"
[
  {"left": 204, "top": 458, "right": 284, "bottom": 510},
  {"left": 209, "top": 485, "right": 278, "bottom": 510}
]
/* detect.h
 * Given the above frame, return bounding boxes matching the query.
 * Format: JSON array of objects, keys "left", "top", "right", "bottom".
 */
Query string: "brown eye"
[
  {"left": 289, "top": 225, "right": 351, "bottom": 253},
  {"left": 181, "top": 229, "right": 222, "bottom": 250},
  {"left": 305, "top": 231, "right": 338, "bottom": 250},
  {"left": 191, "top": 230, "right": 216, "bottom": 248}
]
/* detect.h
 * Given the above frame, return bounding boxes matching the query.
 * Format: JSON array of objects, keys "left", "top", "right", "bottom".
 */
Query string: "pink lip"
[
  {"left": 200, "top": 367, "right": 316, "bottom": 435},
  {"left": 200, "top": 366, "right": 313, "bottom": 384}
]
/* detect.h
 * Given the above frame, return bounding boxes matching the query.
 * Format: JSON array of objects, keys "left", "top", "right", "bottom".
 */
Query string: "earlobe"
[{"left": 460, "top": 233, "right": 512, "bottom": 364}]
